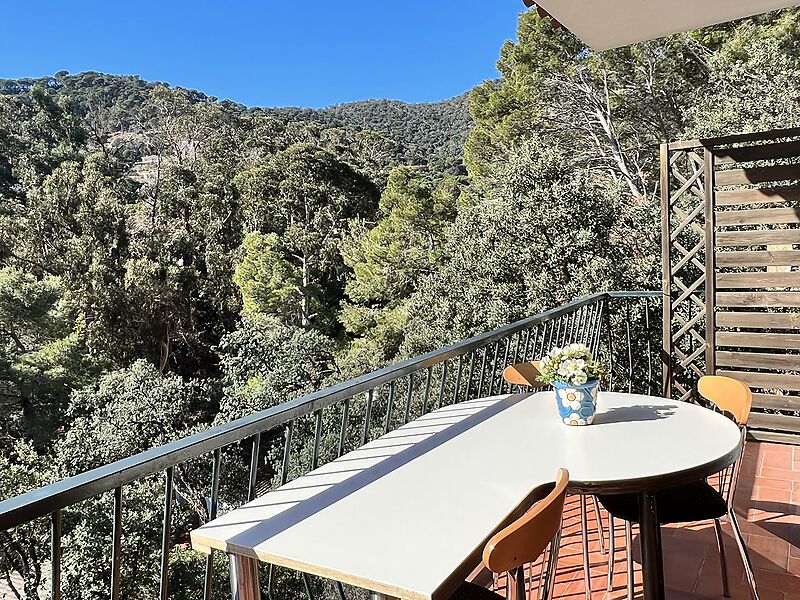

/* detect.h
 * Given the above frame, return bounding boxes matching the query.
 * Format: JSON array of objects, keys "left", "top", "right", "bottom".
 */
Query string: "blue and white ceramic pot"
[{"left": 553, "top": 380, "right": 599, "bottom": 426}]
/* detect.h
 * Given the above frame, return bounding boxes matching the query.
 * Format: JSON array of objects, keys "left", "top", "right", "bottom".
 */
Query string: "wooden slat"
[
  {"left": 748, "top": 412, "right": 800, "bottom": 434},
  {"left": 705, "top": 148, "right": 716, "bottom": 373},
  {"left": 715, "top": 164, "right": 800, "bottom": 187},
  {"left": 716, "top": 311, "right": 800, "bottom": 329},
  {"left": 717, "top": 370, "right": 800, "bottom": 392},
  {"left": 717, "top": 292, "right": 800, "bottom": 307},
  {"left": 715, "top": 186, "right": 800, "bottom": 206},
  {"left": 752, "top": 392, "right": 800, "bottom": 411},
  {"left": 716, "top": 331, "right": 800, "bottom": 349},
  {"left": 716, "top": 229, "right": 800, "bottom": 247},
  {"left": 667, "top": 127, "right": 800, "bottom": 151},
  {"left": 715, "top": 350, "right": 800, "bottom": 370},
  {"left": 714, "top": 140, "right": 800, "bottom": 165},
  {"left": 715, "top": 208, "right": 800, "bottom": 226},
  {"left": 715, "top": 250, "right": 800, "bottom": 267},
  {"left": 716, "top": 272, "right": 800, "bottom": 289},
  {"left": 661, "top": 142, "right": 673, "bottom": 399},
  {"left": 749, "top": 429, "right": 800, "bottom": 443}
]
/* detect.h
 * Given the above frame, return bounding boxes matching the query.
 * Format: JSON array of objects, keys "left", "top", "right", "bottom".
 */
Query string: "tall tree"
[
  {"left": 339, "top": 166, "right": 458, "bottom": 369},
  {"left": 466, "top": 11, "right": 705, "bottom": 201},
  {"left": 686, "top": 9, "right": 800, "bottom": 136},
  {"left": 235, "top": 143, "right": 378, "bottom": 330}
]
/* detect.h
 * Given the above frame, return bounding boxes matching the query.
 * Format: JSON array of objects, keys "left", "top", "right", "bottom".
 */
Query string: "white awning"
[{"left": 533, "top": 0, "right": 800, "bottom": 51}]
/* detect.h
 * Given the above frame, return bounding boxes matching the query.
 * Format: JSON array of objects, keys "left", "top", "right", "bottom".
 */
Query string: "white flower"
[{"left": 539, "top": 343, "right": 603, "bottom": 386}]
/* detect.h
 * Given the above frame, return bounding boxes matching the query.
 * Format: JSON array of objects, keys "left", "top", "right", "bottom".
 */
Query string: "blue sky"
[{"left": 1, "top": 1, "right": 523, "bottom": 108}]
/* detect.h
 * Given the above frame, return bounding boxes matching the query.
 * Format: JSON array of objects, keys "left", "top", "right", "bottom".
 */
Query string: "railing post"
[
  {"left": 248, "top": 433, "right": 262, "bottom": 501},
  {"left": 625, "top": 298, "right": 634, "bottom": 393},
  {"left": 384, "top": 382, "right": 396, "bottom": 433},
  {"left": 159, "top": 467, "right": 174, "bottom": 600},
  {"left": 644, "top": 296, "right": 654, "bottom": 396},
  {"left": 362, "top": 389, "right": 374, "bottom": 444},
  {"left": 51, "top": 510, "right": 62, "bottom": 600},
  {"left": 338, "top": 400, "right": 350, "bottom": 456},
  {"left": 604, "top": 296, "right": 615, "bottom": 392},
  {"left": 204, "top": 448, "right": 222, "bottom": 600},
  {"left": 111, "top": 486, "right": 122, "bottom": 600},
  {"left": 281, "top": 421, "right": 294, "bottom": 485},
  {"left": 453, "top": 355, "right": 464, "bottom": 404},
  {"left": 403, "top": 375, "right": 413, "bottom": 424}
]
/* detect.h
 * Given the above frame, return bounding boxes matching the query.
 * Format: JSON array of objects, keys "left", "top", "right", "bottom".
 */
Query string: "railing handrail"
[{"left": 0, "top": 290, "right": 661, "bottom": 531}]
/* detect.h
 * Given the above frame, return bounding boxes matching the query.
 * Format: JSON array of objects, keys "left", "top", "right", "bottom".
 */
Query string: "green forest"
[{"left": 2, "top": 7, "right": 800, "bottom": 599}]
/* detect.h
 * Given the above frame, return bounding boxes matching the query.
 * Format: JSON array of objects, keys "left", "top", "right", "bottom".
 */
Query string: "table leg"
[
  {"left": 638, "top": 491, "right": 665, "bottom": 600},
  {"left": 229, "top": 554, "right": 261, "bottom": 600},
  {"left": 370, "top": 593, "right": 399, "bottom": 600}
]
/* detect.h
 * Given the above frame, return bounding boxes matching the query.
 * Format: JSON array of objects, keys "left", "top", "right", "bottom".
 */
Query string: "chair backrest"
[
  {"left": 502, "top": 360, "right": 548, "bottom": 388},
  {"left": 482, "top": 468, "right": 569, "bottom": 574},
  {"left": 697, "top": 375, "right": 753, "bottom": 426}
]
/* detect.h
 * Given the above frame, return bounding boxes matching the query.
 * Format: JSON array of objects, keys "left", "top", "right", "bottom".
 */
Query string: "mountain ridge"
[{"left": 0, "top": 71, "right": 473, "bottom": 168}]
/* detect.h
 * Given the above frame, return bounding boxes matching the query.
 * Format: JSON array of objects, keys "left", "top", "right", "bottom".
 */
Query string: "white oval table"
[{"left": 191, "top": 391, "right": 742, "bottom": 600}]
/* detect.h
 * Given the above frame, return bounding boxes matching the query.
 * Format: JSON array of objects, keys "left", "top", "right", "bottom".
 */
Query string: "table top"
[{"left": 190, "top": 391, "right": 741, "bottom": 600}]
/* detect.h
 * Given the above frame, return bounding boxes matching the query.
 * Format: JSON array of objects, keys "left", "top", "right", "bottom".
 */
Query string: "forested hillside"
[
  {"left": 268, "top": 94, "right": 472, "bottom": 170},
  {"left": 3, "top": 6, "right": 800, "bottom": 598},
  {"left": 0, "top": 72, "right": 471, "bottom": 169}
]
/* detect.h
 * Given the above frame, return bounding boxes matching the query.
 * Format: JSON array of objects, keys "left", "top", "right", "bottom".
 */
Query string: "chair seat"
[
  {"left": 598, "top": 480, "right": 727, "bottom": 525},
  {"left": 448, "top": 581, "right": 505, "bottom": 600}
]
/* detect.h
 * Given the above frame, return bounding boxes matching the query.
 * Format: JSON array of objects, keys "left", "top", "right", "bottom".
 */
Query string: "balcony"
[{"left": 2, "top": 287, "right": 800, "bottom": 600}]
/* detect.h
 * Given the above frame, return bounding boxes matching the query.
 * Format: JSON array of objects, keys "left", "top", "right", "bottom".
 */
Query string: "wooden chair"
[
  {"left": 504, "top": 360, "right": 606, "bottom": 600},
  {"left": 448, "top": 469, "right": 569, "bottom": 600},
  {"left": 502, "top": 361, "right": 547, "bottom": 390},
  {"left": 598, "top": 375, "right": 758, "bottom": 600}
]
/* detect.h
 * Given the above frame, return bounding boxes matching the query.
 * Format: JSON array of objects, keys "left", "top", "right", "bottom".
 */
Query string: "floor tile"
[{"left": 761, "top": 452, "right": 795, "bottom": 472}]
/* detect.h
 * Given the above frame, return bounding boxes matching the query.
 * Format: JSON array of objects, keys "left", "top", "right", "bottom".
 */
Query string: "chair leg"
[
  {"left": 514, "top": 565, "right": 526, "bottom": 600},
  {"left": 580, "top": 495, "right": 591, "bottom": 600},
  {"left": 607, "top": 516, "right": 616, "bottom": 591},
  {"left": 541, "top": 529, "right": 562, "bottom": 600},
  {"left": 713, "top": 518, "right": 730, "bottom": 598},
  {"left": 625, "top": 521, "right": 634, "bottom": 600},
  {"left": 592, "top": 496, "right": 606, "bottom": 554},
  {"left": 729, "top": 509, "right": 760, "bottom": 600},
  {"left": 526, "top": 561, "right": 533, "bottom": 600},
  {"left": 536, "top": 545, "right": 548, "bottom": 600}
]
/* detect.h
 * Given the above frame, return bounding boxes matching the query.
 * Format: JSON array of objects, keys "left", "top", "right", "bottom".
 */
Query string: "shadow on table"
[
  {"left": 593, "top": 405, "right": 676, "bottom": 425},
  {"left": 217, "top": 393, "right": 545, "bottom": 550}
]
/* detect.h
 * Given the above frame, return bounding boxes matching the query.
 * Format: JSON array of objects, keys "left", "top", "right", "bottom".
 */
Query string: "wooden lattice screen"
[{"left": 662, "top": 127, "right": 800, "bottom": 442}]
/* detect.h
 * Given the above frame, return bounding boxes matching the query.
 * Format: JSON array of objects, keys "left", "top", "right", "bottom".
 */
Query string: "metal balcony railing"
[{"left": 0, "top": 291, "right": 662, "bottom": 600}]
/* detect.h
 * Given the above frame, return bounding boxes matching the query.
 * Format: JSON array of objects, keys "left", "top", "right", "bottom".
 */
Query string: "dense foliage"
[
  {"left": 2, "top": 6, "right": 800, "bottom": 598},
  {"left": 0, "top": 72, "right": 471, "bottom": 172}
]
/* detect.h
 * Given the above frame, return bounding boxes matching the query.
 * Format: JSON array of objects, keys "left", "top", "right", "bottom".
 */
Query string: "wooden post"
[
  {"left": 704, "top": 148, "right": 716, "bottom": 376},
  {"left": 660, "top": 143, "right": 673, "bottom": 399}
]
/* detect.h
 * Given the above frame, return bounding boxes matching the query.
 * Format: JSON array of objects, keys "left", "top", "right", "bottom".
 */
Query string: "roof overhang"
[{"left": 530, "top": 1, "right": 800, "bottom": 51}]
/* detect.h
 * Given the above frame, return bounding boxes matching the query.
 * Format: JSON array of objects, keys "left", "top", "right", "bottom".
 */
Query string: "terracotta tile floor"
[{"left": 477, "top": 441, "right": 800, "bottom": 600}]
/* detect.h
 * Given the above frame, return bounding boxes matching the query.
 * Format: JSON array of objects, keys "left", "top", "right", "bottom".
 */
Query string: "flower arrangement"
[{"left": 537, "top": 343, "right": 604, "bottom": 386}]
